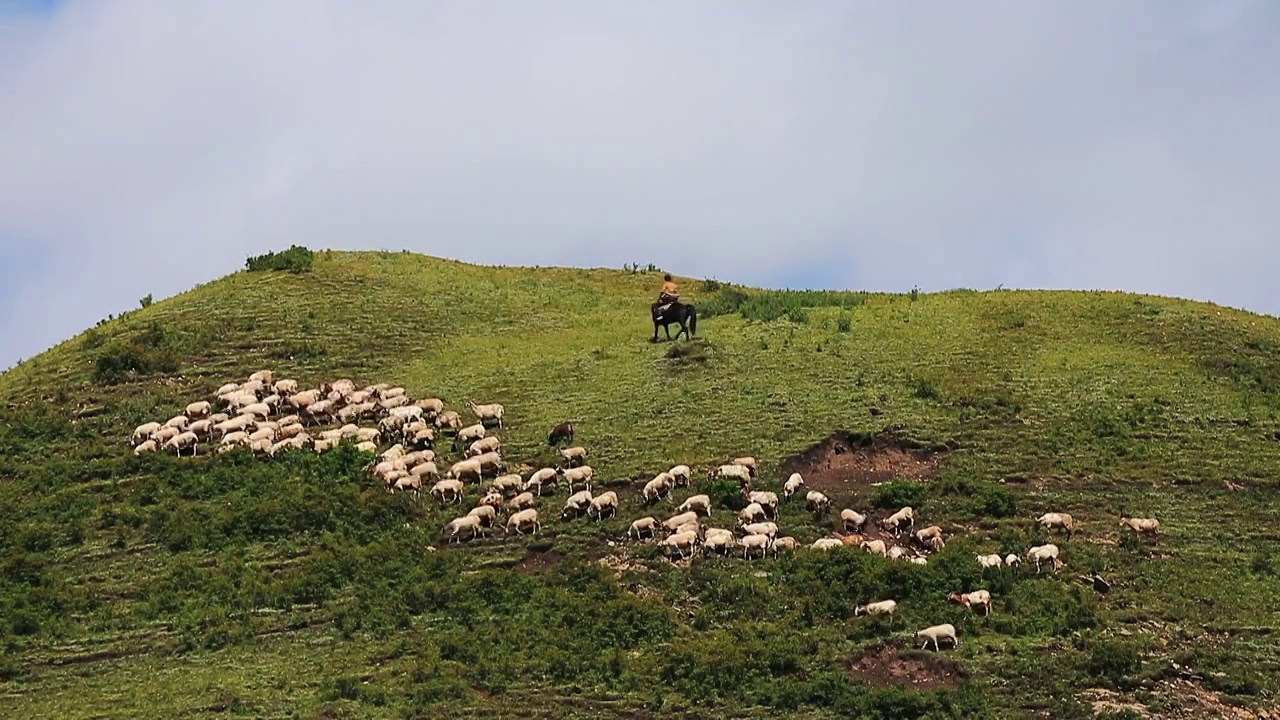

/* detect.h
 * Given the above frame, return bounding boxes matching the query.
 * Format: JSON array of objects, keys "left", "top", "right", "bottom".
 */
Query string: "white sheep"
[
  {"left": 447, "top": 458, "right": 484, "bottom": 483},
  {"left": 1004, "top": 553, "right": 1021, "bottom": 568},
  {"left": 442, "top": 515, "right": 484, "bottom": 543},
  {"left": 431, "top": 479, "right": 465, "bottom": 504},
  {"left": 133, "top": 439, "right": 158, "bottom": 456},
  {"left": 455, "top": 423, "right": 486, "bottom": 446},
  {"left": 164, "top": 431, "right": 199, "bottom": 456},
  {"left": 854, "top": 599, "right": 897, "bottom": 616},
  {"left": 562, "top": 490, "right": 594, "bottom": 520},
  {"left": 841, "top": 509, "right": 867, "bottom": 532},
  {"left": 909, "top": 557, "right": 929, "bottom": 566},
  {"left": 380, "top": 444, "right": 406, "bottom": 461},
  {"left": 355, "top": 441, "right": 378, "bottom": 453},
  {"left": 737, "top": 503, "right": 767, "bottom": 526},
  {"left": 470, "top": 451, "right": 503, "bottom": 477},
  {"left": 587, "top": 491, "right": 619, "bottom": 521},
  {"left": 507, "top": 492, "right": 536, "bottom": 513},
  {"left": 709, "top": 464, "right": 752, "bottom": 485},
  {"left": 741, "top": 521, "right": 778, "bottom": 538},
  {"left": 668, "top": 465, "right": 692, "bottom": 487},
  {"left": 740, "top": 533, "right": 772, "bottom": 559},
  {"left": 388, "top": 405, "right": 424, "bottom": 421},
  {"left": 660, "top": 530, "right": 699, "bottom": 559},
  {"left": 559, "top": 466, "right": 594, "bottom": 493},
  {"left": 771, "top": 537, "right": 798, "bottom": 555},
  {"left": 466, "top": 504, "right": 497, "bottom": 527},
  {"left": 238, "top": 403, "right": 272, "bottom": 421},
  {"left": 163, "top": 414, "right": 190, "bottom": 431},
  {"left": 492, "top": 474, "right": 524, "bottom": 497},
  {"left": 702, "top": 529, "right": 736, "bottom": 556},
  {"left": 151, "top": 426, "right": 180, "bottom": 446},
  {"left": 435, "top": 410, "right": 463, "bottom": 431},
  {"left": 417, "top": 398, "right": 445, "bottom": 415},
  {"left": 730, "top": 456, "right": 757, "bottom": 477},
  {"left": 220, "top": 430, "right": 250, "bottom": 447},
  {"left": 215, "top": 382, "right": 240, "bottom": 396},
  {"left": 355, "top": 427, "right": 382, "bottom": 444},
  {"left": 861, "top": 539, "right": 888, "bottom": 557},
  {"left": 131, "top": 422, "right": 162, "bottom": 444},
  {"left": 882, "top": 506, "right": 915, "bottom": 536},
  {"left": 805, "top": 490, "right": 832, "bottom": 513},
  {"left": 409, "top": 462, "right": 440, "bottom": 481},
  {"left": 812, "top": 538, "right": 844, "bottom": 551},
  {"left": 1027, "top": 543, "right": 1063, "bottom": 573},
  {"left": 287, "top": 390, "right": 321, "bottom": 409},
  {"left": 468, "top": 401, "right": 505, "bottom": 428},
  {"left": 976, "top": 553, "right": 1004, "bottom": 569},
  {"left": 248, "top": 427, "right": 277, "bottom": 444},
  {"left": 677, "top": 494, "right": 712, "bottom": 517},
  {"left": 948, "top": 590, "right": 993, "bottom": 615},
  {"left": 629, "top": 517, "right": 658, "bottom": 540},
  {"left": 185, "top": 401, "right": 212, "bottom": 418},
  {"left": 643, "top": 473, "right": 674, "bottom": 503},
  {"left": 466, "top": 436, "right": 502, "bottom": 458},
  {"left": 313, "top": 439, "right": 338, "bottom": 453},
  {"left": 525, "top": 467, "right": 558, "bottom": 496},
  {"left": 273, "top": 379, "right": 298, "bottom": 395},
  {"left": 783, "top": 472, "right": 806, "bottom": 498},
  {"left": 663, "top": 511, "right": 701, "bottom": 534},
  {"left": 506, "top": 508, "right": 540, "bottom": 535},
  {"left": 887, "top": 545, "right": 910, "bottom": 560},
  {"left": 1119, "top": 517, "right": 1160, "bottom": 534},
  {"left": 917, "top": 623, "right": 958, "bottom": 652},
  {"left": 746, "top": 491, "right": 779, "bottom": 519},
  {"left": 248, "top": 369, "right": 275, "bottom": 384}
]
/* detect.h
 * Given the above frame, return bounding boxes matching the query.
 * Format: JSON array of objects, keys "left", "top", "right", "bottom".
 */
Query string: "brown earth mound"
[
  {"left": 850, "top": 643, "right": 967, "bottom": 690},
  {"left": 780, "top": 430, "right": 948, "bottom": 492}
]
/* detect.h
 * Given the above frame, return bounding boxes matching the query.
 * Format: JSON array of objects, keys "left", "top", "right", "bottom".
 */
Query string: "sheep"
[
  {"left": 268, "top": 438, "right": 299, "bottom": 457},
  {"left": 746, "top": 491, "right": 779, "bottom": 519},
  {"left": 152, "top": 426, "right": 181, "bottom": 446},
  {"left": 917, "top": 623, "right": 958, "bottom": 652},
  {"left": 408, "top": 462, "right": 439, "bottom": 482},
  {"left": 629, "top": 517, "right": 658, "bottom": 540},
  {"left": 812, "top": 538, "right": 844, "bottom": 551},
  {"left": 313, "top": 439, "right": 338, "bottom": 453},
  {"left": 677, "top": 494, "right": 712, "bottom": 517},
  {"left": 379, "top": 414, "right": 409, "bottom": 434},
  {"left": 805, "top": 490, "right": 832, "bottom": 514},
  {"left": 237, "top": 403, "right": 273, "bottom": 422},
  {"left": 837, "top": 533, "right": 865, "bottom": 547},
  {"left": 783, "top": 472, "right": 806, "bottom": 498},
  {"left": 355, "top": 427, "right": 382, "bottom": 444},
  {"left": 318, "top": 429, "right": 345, "bottom": 443},
  {"left": 479, "top": 491, "right": 504, "bottom": 509},
  {"left": 914, "top": 525, "right": 945, "bottom": 549},
  {"left": 416, "top": 398, "right": 445, "bottom": 416},
  {"left": 248, "top": 369, "right": 275, "bottom": 384},
  {"left": 355, "top": 441, "right": 378, "bottom": 453},
  {"left": 547, "top": 422, "right": 575, "bottom": 447},
  {"left": 286, "top": 390, "right": 322, "bottom": 410},
  {"left": 380, "top": 444, "right": 406, "bottom": 461},
  {"left": 587, "top": 491, "right": 619, "bottom": 521},
  {"left": 909, "top": 557, "right": 929, "bottom": 566},
  {"left": 131, "top": 422, "right": 163, "bottom": 445},
  {"left": 861, "top": 539, "right": 888, "bottom": 557},
  {"left": 164, "top": 431, "right": 199, "bottom": 456},
  {"left": 467, "top": 504, "right": 498, "bottom": 528},
  {"left": 337, "top": 405, "right": 365, "bottom": 425},
  {"left": 435, "top": 410, "right": 463, "bottom": 431},
  {"left": 240, "top": 379, "right": 267, "bottom": 396},
  {"left": 336, "top": 423, "right": 361, "bottom": 439},
  {"left": 325, "top": 379, "right": 355, "bottom": 396},
  {"left": 470, "top": 451, "right": 503, "bottom": 477},
  {"left": 410, "top": 428, "right": 436, "bottom": 449},
  {"left": 771, "top": 536, "right": 799, "bottom": 554},
  {"left": 492, "top": 474, "right": 524, "bottom": 497},
  {"left": 388, "top": 405, "right": 424, "bottom": 421},
  {"left": 273, "top": 379, "right": 298, "bottom": 395},
  {"left": 216, "top": 382, "right": 240, "bottom": 396},
  {"left": 668, "top": 465, "right": 692, "bottom": 487},
  {"left": 887, "top": 545, "right": 910, "bottom": 560},
  {"left": 1027, "top": 543, "right": 1063, "bottom": 573},
  {"left": 525, "top": 467, "right": 558, "bottom": 496},
  {"left": 1037, "top": 512, "right": 1075, "bottom": 540},
  {"left": 1004, "top": 553, "right": 1021, "bottom": 568},
  {"left": 740, "top": 533, "right": 772, "bottom": 559},
  {"left": 447, "top": 458, "right": 484, "bottom": 484},
  {"left": 976, "top": 553, "right": 1004, "bottom": 569},
  {"left": 741, "top": 521, "right": 779, "bottom": 539},
  {"left": 709, "top": 464, "right": 752, "bottom": 485},
  {"left": 663, "top": 511, "right": 701, "bottom": 534},
  {"left": 248, "top": 427, "right": 277, "bottom": 444},
  {"left": 854, "top": 599, "right": 897, "bottom": 616},
  {"left": 702, "top": 529, "right": 736, "bottom": 556},
  {"left": 673, "top": 519, "right": 702, "bottom": 538},
  {"left": 302, "top": 400, "right": 336, "bottom": 425},
  {"left": 392, "top": 476, "right": 422, "bottom": 494},
  {"left": 737, "top": 503, "right": 767, "bottom": 526},
  {"left": 469, "top": 401, "right": 505, "bottom": 428},
  {"left": 562, "top": 490, "right": 594, "bottom": 520},
  {"left": 730, "top": 456, "right": 757, "bottom": 477},
  {"left": 454, "top": 424, "right": 486, "bottom": 447},
  {"left": 185, "top": 401, "right": 212, "bottom": 418},
  {"left": 442, "top": 515, "right": 484, "bottom": 543},
  {"left": 948, "top": 590, "right": 993, "bottom": 615},
  {"left": 1119, "top": 517, "right": 1160, "bottom": 534},
  {"left": 207, "top": 412, "right": 230, "bottom": 425},
  {"left": 559, "top": 466, "right": 594, "bottom": 493},
  {"left": 133, "top": 439, "right": 157, "bottom": 456},
  {"left": 643, "top": 473, "right": 674, "bottom": 503},
  {"left": 882, "top": 506, "right": 915, "bottom": 536},
  {"left": 507, "top": 492, "right": 536, "bottom": 513},
  {"left": 841, "top": 509, "right": 868, "bottom": 532},
  {"left": 220, "top": 430, "right": 250, "bottom": 447},
  {"left": 506, "top": 508, "right": 540, "bottom": 535},
  {"left": 186, "top": 419, "right": 214, "bottom": 440},
  {"left": 466, "top": 436, "right": 502, "bottom": 458},
  {"left": 431, "top": 479, "right": 465, "bottom": 504},
  {"left": 163, "top": 414, "right": 190, "bottom": 431},
  {"left": 261, "top": 393, "right": 282, "bottom": 409},
  {"left": 659, "top": 530, "right": 699, "bottom": 560},
  {"left": 558, "top": 446, "right": 588, "bottom": 467},
  {"left": 380, "top": 386, "right": 407, "bottom": 400}
]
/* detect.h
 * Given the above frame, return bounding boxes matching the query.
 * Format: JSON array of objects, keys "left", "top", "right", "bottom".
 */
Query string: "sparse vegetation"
[
  {"left": 245, "top": 244, "right": 315, "bottom": 274},
  {"left": 1, "top": 251, "right": 1278, "bottom": 718}
]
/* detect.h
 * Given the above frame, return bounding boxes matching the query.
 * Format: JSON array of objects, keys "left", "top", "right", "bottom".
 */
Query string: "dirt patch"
[
  {"left": 517, "top": 547, "right": 563, "bottom": 573},
  {"left": 780, "top": 430, "right": 948, "bottom": 492},
  {"left": 849, "top": 643, "right": 967, "bottom": 690}
]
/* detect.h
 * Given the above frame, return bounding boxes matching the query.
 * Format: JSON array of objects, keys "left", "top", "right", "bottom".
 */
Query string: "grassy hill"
[{"left": 2, "top": 249, "right": 1279, "bottom": 719}]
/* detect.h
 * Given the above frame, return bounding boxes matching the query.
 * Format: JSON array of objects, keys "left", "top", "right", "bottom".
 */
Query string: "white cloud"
[{"left": 2, "top": 0, "right": 1279, "bottom": 367}]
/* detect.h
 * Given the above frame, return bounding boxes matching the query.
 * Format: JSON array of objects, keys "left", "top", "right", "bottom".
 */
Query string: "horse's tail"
[{"left": 688, "top": 306, "right": 697, "bottom": 336}]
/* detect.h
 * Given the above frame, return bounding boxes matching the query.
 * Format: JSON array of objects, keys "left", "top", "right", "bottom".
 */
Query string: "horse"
[{"left": 651, "top": 301, "right": 697, "bottom": 342}]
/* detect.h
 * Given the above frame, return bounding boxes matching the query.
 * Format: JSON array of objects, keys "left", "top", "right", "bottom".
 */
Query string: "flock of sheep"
[{"left": 125, "top": 368, "right": 1164, "bottom": 654}]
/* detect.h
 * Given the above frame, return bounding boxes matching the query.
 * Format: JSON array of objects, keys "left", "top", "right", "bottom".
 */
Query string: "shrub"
[
  {"left": 836, "top": 313, "right": 853, "bottom": 333},
  {"left": 872, "top": 481, "right": 926, "bottom": 510},
  {"left": 1084, "top": 640, "right": 1140, "bottom": 685},
  {"left": 139, "top": 294, "right": 153, "bottom": 308},
  {"left": 245, "top": 245, "right": 314, "bottom": 273}
]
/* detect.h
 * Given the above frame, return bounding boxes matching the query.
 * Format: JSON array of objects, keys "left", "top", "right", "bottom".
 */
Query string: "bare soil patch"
[
  {"left": 517, "top": 547, "right": 563, "bottom": 573},
  {"left": 849, "top": 643, "right": 967, "bottom": 690},
  {"left": 780, "top": 430, "right": 947, "bottom": 492}
]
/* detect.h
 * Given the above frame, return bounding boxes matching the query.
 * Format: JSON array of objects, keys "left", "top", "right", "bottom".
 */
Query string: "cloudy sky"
[{"left": 2, "top": 1, "right": 1278, "bottom": 368}]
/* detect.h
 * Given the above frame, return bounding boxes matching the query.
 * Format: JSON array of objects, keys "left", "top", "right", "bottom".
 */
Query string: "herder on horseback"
[{"left": 651, "top": 274, "right": 697, "bottom": 342}]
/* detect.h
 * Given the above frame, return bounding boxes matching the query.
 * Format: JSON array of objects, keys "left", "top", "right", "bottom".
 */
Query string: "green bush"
[
  {"left": 872, "top": 481, "right": 926, "bottom": 510},
  {"left": 245, "top": 245, "right": 314, "bottom": 273},
  {"left": 1083, "top": 640, "right": 1140, "bottom": 685}
]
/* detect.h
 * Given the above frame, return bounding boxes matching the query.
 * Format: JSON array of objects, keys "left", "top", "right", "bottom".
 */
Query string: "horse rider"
[{"left": 655, "top": 274, "right": 679, "bottom": 312}]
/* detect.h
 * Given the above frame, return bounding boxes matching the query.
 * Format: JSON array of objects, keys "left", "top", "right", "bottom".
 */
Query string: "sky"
[{"left": 1, "top": 1, "right": 1279, "bottom": 369}]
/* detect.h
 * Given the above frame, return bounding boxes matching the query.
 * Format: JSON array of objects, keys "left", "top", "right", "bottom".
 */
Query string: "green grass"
[{"left": 2, "top": 250, "right": 1280, "bottom": 718}]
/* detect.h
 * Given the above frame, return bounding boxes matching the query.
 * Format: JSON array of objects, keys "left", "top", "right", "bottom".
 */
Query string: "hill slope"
[{"left": 2, "top": 250, "right": 1279, "bottom": 719}]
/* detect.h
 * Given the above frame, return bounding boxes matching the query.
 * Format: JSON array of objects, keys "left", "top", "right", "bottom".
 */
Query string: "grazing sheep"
[
  {"left": 668, "top": 465, "right": 692, "bottom": 487},
  {"left": 887, "top": 545, "right": 910, "bottom": 560},
  {"left": 663, "top": 511, "right": 701, "bottom": 534},
  {"left": 1119, "top": 517, "right": 1160, "bottom": 534},
  {"left": 447, "top": 458, "right": 484, "bottom": 483},
  {"left": 187, "top": 419, "right": 214, "bottom": 440},
  {"left": 746, "top": 491, "right": 779, "bottom": 519},
  {"left": 841, "top": 509, "right": 867, "bottom": 532},
  {"left": 709, "top": 464, "right": 752, "bottom": 485},
  {"left": 558, "top": 446, "right": 588, "bottom": 467},
  {"left": 207, "top": 412, "right": 230, "bottom": 425},
  {"left": 380, "top": 386, "right": 406, "bottom": 400},
  {"left": 677, "top": 494, "right": 712, "bottom": 517},
  {"left": 525, "top": 467, "right": 558, "bottom": 496},
  {"left": 479, "top": 491, "right": 504, "bottom": 509},
  {"left": 922, "top": 535, "right": 945, "bottom": 552},
  {"left": 740, "top": 533, "right": 772, "bottom": 559},
  {"left": 587, "top": 491, "right": 619, "bottom": 521},
  {"left": 741, "top": 521, "right": 779, "bottom": 539},
  {"left": 466, "top": 436, "right": 502, "bottom": 458},
  {"left": 909, "top": 556, "right": 929, "bottom": 566},
  {"left": 355, "top": 441, "right": 378, "bottom": 453},
  {"left": 836, "top": 533, "right": 865, "bottom": 547},
  {"left": 163, "top": 414, "right": 190, "bottom": 431},
  {"left": 861, "top": 539, "right": 888, "bottom": 557},
  {"left": 917, "top": 623, "right": 958, "bottom": 652},
  {"left": 409, "top": 462, "right": 440, "bottom": 481},
  {"left": 273, "top": 379, "right": 298, "bottom": 395},
  {"left": 435, "top": 410, "right": 464, "bottom": 432},
  {"left": 976, "top": 553, "right": 1004, "bottom": 569},
  {"left": 805, "top": 490, "right": 832, "bottom": 514},
  {"left": 248, "top": 369, "right": 275, "bottom": 384},
  {"left": 507, "top": 492, "right": 536, "bottom": 513},
  {"left": 132, "top": 422, "right": 162, "bottom": 444},
  {"left": 660, "top": 530, "right": 699, "bottom": 559},
  {"left": 467, "top": 504, "right": 497, "bottom": 528},
  {"left": 730, "top": 457, "right": 757, "bottom": 477},
  {"left": 914, "top": 525, "right": 945, "bottom": 549},
  {"left": 629, "top": 517, "right": 658, "bottom": 540},
  {"left": 469, "top": 401, "right": 505, "bottom": 428},
  {"left": 410, "top": 428, "right": 436, "bottom": 449},
  {"left": 771, "top": 536, "right": 798, "bottom": 554},
  {"left": 1037, "top": 512, "right": 1075, "bottom": 540},
  {"left": 882, "top": 506, "right": 915, "bottom": 536},
  {"left": 389, "top": 405, "right": 424, "bottom": 421},
  {"left": 492, "top": 474, "right": 524, "bottom": 497},
  {"left": 547, "top": 422, "right": 575, "bottom": 446},
  {"left": 313, "top": 439, "right": 338, "bottom": 453},
  {"left": 379, "top": 414, "right": 409, "bottom": 434},
  {"left": 673, "top": 519, "right": 702, "bottom": 538},
  {"left": 812, "top": 538, "right": 844, "bottom": 551},
  {"left": 248, "top": 427, "right": 277, "bottom": 444},
  {"left": 185, "top": 401, "right": 212, "bottom": 418},
  {"left": 455, "top": 423, "right": 486, "bottom": 446},
  {"left": 783, "top": 472, "right": 806, "bottom": 498},
  {"left": 152, "top": 426, "right": 181, "bottom": 446},
  {"left": 240, "top": 379, "right": 266, "bottom": 396},
  {"left": 506, "top": 508, "right": 540, "bottom": 535},
  {"left": 164, "top": 431, "right": 199, "bottom": 456},
  {"left": 559, "top": 466, "right": 594, "bottom": 493},
  {"left": 702, "top": 529, "right": 736, "bottom": 556},
  {"left": 1027, "top": 543, "right": 1063, "bottom": 573},
  {"left": 854, "top": 599, "right": 897, "bottom": 616},
  {"left": 393, "top": 476, "right": 423, "bottom": 494},
  {"left": 355, "top": 427, "right": 382, "bottom": 444},
  {"left": 220, "top": 431, "right": 250, "bottom": 447},
  {"left": 948, "top": 590, "right": 993, "bottom": 615},
  {"left": 133, "top": 439, "right": 158, "bottom": 456},
  {"left": 737, "top": 503, "right": 767, "bottom": 526},
  {"left": 643, "top": 473, "right": 674, "bottom": 503},
  {"left": 562, "top": 490, "right": 594, "bottom": 520},
  {"left": 469, "top": 451, "right": 503, "bottom": 477},
  {"left": 416, "top": 398, "right": 445, "bottom": 416},
  {"left": 1004, "top": 553, "right": 1021, "bottom": 568},
  {"left": 261, "top": 394, "right": 282, "bottom": 409},
  {"left": 380, "top": 444, "right": 406, "bottom": 461},
  {"left": 286, "top": 390, "right": 322, "bottom": 409},
  {"left": 442, "top": 515, "right": 484, "bottom": 543},
  {"left": 431, "top": 479, "right": 465, "bottom": 504},
  {"left": 216, "top": 382, "right": 240, "bottom": 396}
]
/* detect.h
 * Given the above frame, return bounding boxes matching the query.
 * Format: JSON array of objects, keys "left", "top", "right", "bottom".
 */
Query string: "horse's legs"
[
  {"left": 663, "top": 323, "right": 672, "bottom": 340},
  {"left": 652, "top": 321, "right": 660, "bottom": 343}
]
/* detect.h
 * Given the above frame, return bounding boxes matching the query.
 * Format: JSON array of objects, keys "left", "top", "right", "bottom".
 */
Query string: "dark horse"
[{"left": 651, "top": 301, "right": 697, "bottom": 342}]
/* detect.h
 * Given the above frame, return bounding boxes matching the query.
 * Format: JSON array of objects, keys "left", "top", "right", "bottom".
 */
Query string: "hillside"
[{"left": 1, "top": 249, "right": 1279, "bottom": 719}]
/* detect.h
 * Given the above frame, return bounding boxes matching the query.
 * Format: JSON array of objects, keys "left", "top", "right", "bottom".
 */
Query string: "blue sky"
[{"left": 2, "top": 1, "right": 1279, "bottom": 370}]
